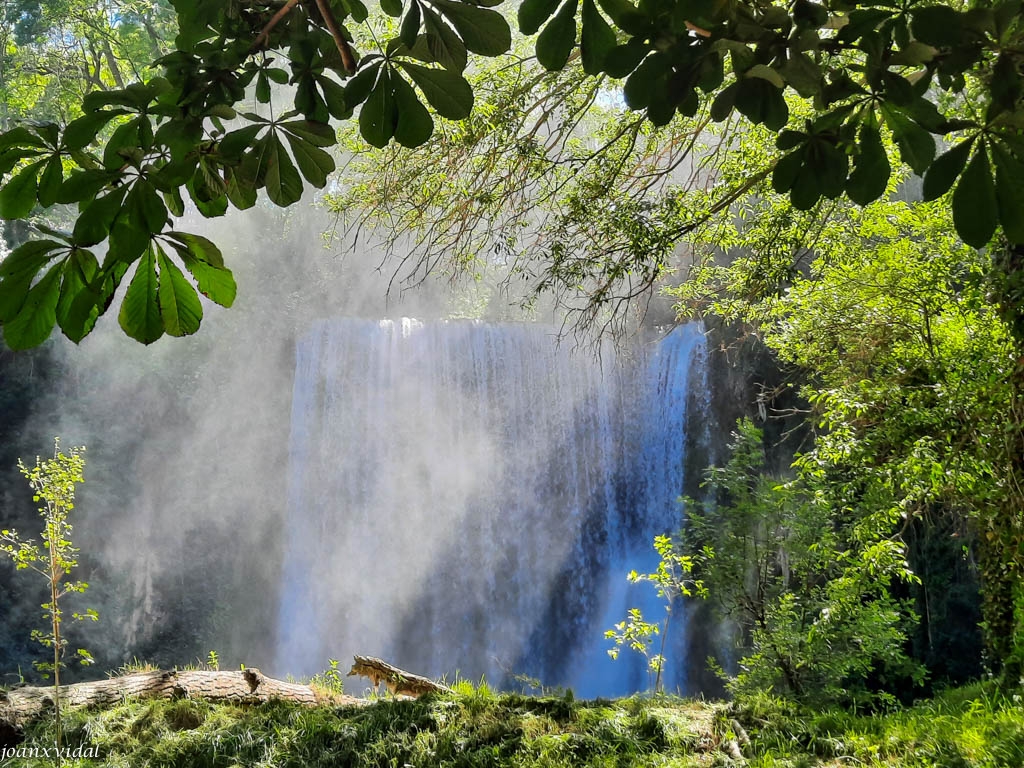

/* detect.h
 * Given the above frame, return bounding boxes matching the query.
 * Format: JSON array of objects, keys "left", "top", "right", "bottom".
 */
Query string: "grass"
[{"left": 6, "top": 680, "right": 1022, "bottom": 767}]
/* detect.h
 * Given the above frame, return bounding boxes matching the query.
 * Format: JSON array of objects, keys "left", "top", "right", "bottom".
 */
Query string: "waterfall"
[{"left": 275, "top": 318, "right": 709, "bottom": 696}]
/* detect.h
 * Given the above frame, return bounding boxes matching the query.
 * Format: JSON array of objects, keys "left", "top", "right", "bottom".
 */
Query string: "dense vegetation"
[
  {"left": 8, "top": 680, "right": 1023, "bottom": 767},
  {"left": 2, "top": 0, "right": 1024, "bottom": 763}
]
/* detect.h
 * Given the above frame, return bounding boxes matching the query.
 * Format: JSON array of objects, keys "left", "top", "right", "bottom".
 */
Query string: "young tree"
[
  {"left": 0, "top": 0, "right": 1020, "bottom": 348},
  {"left": 0, "top": 439, "right": 97, "bottom": 752}
]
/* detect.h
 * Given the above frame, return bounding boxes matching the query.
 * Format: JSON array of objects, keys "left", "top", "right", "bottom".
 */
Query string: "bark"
[{"left": 0, "top": 669, "right": 361, "bottom": 732}]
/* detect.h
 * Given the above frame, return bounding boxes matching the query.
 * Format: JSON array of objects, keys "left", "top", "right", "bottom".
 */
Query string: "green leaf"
[
  {"left": 359, "top": 69, "right": 398, "bottom": 147},
  {"left": 219, "top": 124, "right": 265, "bottom": 161},
  {"left": 519, "top": 0, "right": 561, "bottom": 35},
  {"left": 64, "top": 110, "right": 125, "bottom": 151},
  {"left": 536, "top": 0, "right": 578, "bottom": 71},
  {"left": 0, "top": 240, "right": 62, "bottom": 290},
  {"left": 734, "top": 78, "right": 789, "bottom": 131},
  {"left": 280, "top": 120, "right": 337, "bottom": 147},
  {"left": 72, "top": 187, "right": 128, "bottom": 247},
  {"left": 2, "top": 263, "right": 62, "bottom": 350},
  {"left": 282, "top": 131, "right": 336, "bottom": 187},
  {"left": 0, "top": 270, "right": 36, "bottom": 323},
  {"left": 57, "top": 170, "right": 117, "bottom": 204},
  {"left": 779, "top": 52, "right": 822, "bottom": 98},
  {"left": 991, "top": 142, "right": 1024, "bottom": 243},
  {"left": 166, "top": 232, "right": 225, "bottom": 268},
  {"left": 911, "top": 5, "right": 964, "bottom": 47},
  {"left": 581, "top": 0, "right": 616, "bottom": 75},
  {"left": 400, "top": 1, "right": 422, "bottom": 49},
  {"left": 118, "top": 245, "right": 164, "bottom": 344},
  {"left": 317, "top": 76, "right": 352, "bottom": 119},
  {"left": 0, "top": 160, "right": 43, "bottom": 219},
  {"left": 952, "top": 147, "right": 997, "bottom": 248},
  {"left": 174, "top": 250, "right": 237, "bottom": 307},
  {"left": 710, "top": 82, "right": 738, "bottom": 122},
  {"left": 422, "top": 7, "right": 469, "bottom": 71},
  {"left": 922, "top": 138, "right": 974, "bottom": 201},
  {"left": 399, "top": 62, "right": 474, "bottom": 119},
  {"left": 132, "top": 180, "right": 169, "bottom": 233},
  {"left": 381, "top": 0, "right": 403, "bottom": 16},
  {"left": 37, "top": 155, "right": 63, "bottom": 208},
  {"left": 624, "top": 54, "right": 669, "bottom": 110},
  {"left": 603, "top": 38, "right": 648, "bottom": 78},
  {"left": 772, "top": 147, "right": 806, "bottom": 194},
  {"left": 260, "top": 133, "right": 304, "bottom": 207},
  {"left": 431, "top": 0, "right": 512, "bottom": 57},
  {"left": 56, "top": 250, "right": 101, "bottom": 343},
  {"left": 346, "top": 61, "right": 383, "bottom": 108},
  {"left": 0, "top": 127, "right": 45, "bottom": 152},
  {"left": 392, "top": 72, "right": 434, "bottom": 148},
  {"left": 256, "top": 71, "right": 272, "bottom": 104},
  {"left": 745, "top": 64, "right": 784, "bottom": 89},
  {"left": 846, "top": 123, "right": 891, "bottom": 205},
  {"left": 157, "top": 246, "right": 203, "bottom": 336},
  {"left": 882, "top": 105, "right": 934, "bottom": 175}
]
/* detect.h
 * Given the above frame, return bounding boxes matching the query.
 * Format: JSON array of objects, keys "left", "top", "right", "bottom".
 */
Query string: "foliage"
[
  {"left": 606, "top": 535, "right": 706, "bottom": 693},
  {"left": 734, "top": 681, "right": 1024, "bottom": 767},
  {"left": 0, "top": 438, "right": 96, "bottom": 751},
  {"left": 19, "top": 689, "right": 723, "bottom": 768},
  {"left": 0, "top": 0, "right": 1022, "bottom": 347},
  {"left": 11, "top": 680, "right": 1023, "bottom": 768},
  {"left": 671, "top": 141, "right": 1024, "bottom": 680},
  {"left": 683, "top": 419, "right": 924, "bottom": 707},
  {"left": 308, "top": 658, "right": 345, "bottom": 697}
]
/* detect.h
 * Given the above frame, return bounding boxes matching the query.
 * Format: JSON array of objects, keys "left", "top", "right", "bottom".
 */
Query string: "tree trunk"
[{"left": 0, "top": 669, "right": 360, "bottom": 734}]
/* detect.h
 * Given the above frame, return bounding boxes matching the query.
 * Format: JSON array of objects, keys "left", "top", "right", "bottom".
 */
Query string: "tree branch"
[
  {"left": 313, "top": 0, "right": 356, "bottom": 74},
  {"left": 250, "top": 0, "right": 301, "bottom": 53}
]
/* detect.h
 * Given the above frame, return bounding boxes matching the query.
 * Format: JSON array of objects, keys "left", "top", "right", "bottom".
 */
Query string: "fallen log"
[{"left": 0, "top": 668, "right": 363, "bottom": 732}]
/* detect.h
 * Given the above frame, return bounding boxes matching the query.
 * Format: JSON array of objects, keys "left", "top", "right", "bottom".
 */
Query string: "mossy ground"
[{"left": 8, "top": 680, "right": 1023, "bottom": 767}]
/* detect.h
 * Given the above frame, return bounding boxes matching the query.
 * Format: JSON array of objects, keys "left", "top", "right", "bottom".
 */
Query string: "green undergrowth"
[
  {"left": 10, "top": 680, "right": 1024, "bottom": 767},
  {"left": 16, "top": 689, "right": 722, "bottom": 768},
  {"left": 733, "top": 681, "right": 1024, "bottom": 767}
]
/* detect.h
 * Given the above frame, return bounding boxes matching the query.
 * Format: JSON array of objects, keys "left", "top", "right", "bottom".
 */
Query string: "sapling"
[
  {"left": 606, "top": 535, "right": 706, "bottom": 693},
  {"left": 0, "top": 439, "right": 97, "bottom": 753}
]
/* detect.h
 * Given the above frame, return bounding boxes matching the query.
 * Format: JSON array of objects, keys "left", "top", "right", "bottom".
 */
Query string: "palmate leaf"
[
  {"left": 846, "top": 122, "right": 891, "bottom": 205},
  {"left": 118, "top": 245, "right": 163, "bottom": 344},
  {"left": 0, "top": 160, "right": 44, "bottom": 219},
  {"left": 165, "top": 233, "right": 236, "bottom": 307},
  {"left": 922, "top": 139, "right": 974, "bottom": 201},
  {"left": 581, "top": 0, "right": 616, "bottom": 75},
  {"left": 156, "top": 246, "right": 203, "bottom": 337},
  {"left": 952, "top": 146, "right": 998, "bottom": 248},
  {"left": 259, "top": 133, "right": 304, "bottom": 207},
  {"left": 431, "top": 0, "right": 511, "bottom": 57},
  {"left": 423, "top": 6, "right": 469, "bottom": 71},
  {"left": 360, "top": 69, "right": 399, "bottom": 147},
  {"left": 991, "top": 142, "right": 1024, "bottom": 243},
  {"left": 520, "top": 0, "right": 561, "bottom": 34},
  {"left": 282, "top": 130, "right": 336, "bottom": 187},
  {"left": 398, "top": 62, "right": 474, "bottom": 119},
  {"left": 536, "top": 0, "right": 578, "bottom": 71},
  {"left": 392, "top": 73, "right": 433, "bottom": 148},
  {"left": 3, "top": 263, "right": 63, "bottom": 351},
  {"left": 56, "top": 250, "right": 102, "bottom": 343}
]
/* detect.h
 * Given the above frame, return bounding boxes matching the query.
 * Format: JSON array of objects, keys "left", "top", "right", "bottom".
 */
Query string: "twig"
[
  {"left": 250, "top": 0, "right": 301, "bottom": 52},
  {"left": 314, "top": 0, "right": 357, "bottom": 74}
]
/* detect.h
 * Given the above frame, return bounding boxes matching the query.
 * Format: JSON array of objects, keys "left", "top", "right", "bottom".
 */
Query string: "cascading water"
[{"left": 275, "top": 318, "right": 709, "bottom": 696}]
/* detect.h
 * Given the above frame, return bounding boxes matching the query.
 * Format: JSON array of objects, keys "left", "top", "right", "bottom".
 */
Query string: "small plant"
[
  {"left": 607, "top": 535, "right": 706, "bottom": 693},
  {"left": 309, "top": 659, "right": 344, "bottom": 697},
  {"left": 0, "top": 438, "right": 96, "bottom": 754},
  {"left": 206, "top": 650, "right": 220, "bottom": 671}
]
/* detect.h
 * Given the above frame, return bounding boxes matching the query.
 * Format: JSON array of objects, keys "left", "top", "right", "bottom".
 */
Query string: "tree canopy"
[{"left": 0, "top": 0, "right": 1022, "bottom": 348}]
